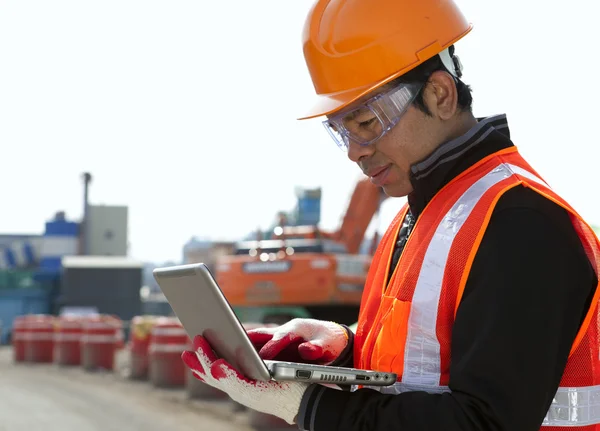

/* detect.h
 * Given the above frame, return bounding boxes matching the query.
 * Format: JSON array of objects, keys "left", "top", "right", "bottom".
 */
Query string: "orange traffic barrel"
[
  {"left": 149, "top": 318, "right": 189, "bottom": 388},
  {"left": 11, "top": 315, "right": 29, "bottom": 363},
  {"left": 128, "top": 315, "right": 160, "bottom": 380},
  {"left": 24, "top": 315, "right": 55, "bottom": 363},
  {"left": 54, "top": 316, "right": 85, "bottom": 366},
  {"left": 81, "top": 315, "right": 122, "bottom": 371}
]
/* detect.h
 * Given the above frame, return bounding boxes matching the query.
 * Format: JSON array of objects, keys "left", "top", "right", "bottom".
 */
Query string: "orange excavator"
[{"left": 215, "top": 177, "right": 388, "bottom": 325}]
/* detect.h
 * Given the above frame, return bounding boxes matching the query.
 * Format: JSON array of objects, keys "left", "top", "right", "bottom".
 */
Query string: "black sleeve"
[{"left": 297, "top": 187, "right": 597, "bottom": 431}]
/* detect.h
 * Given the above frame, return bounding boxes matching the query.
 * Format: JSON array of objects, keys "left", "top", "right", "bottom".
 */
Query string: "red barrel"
[
  {"left": 128, "top": 315, "right": 159, "bottom": 380},
  {"left": 24, "top": 315, "right": 55, "bottom": 363},
  {"left": 81, "top": 315, "right": 122, "bottom": 371},
  {"left": 149, "top": 318, "right": 189, "bottom": 387},
  {"left": 54, "top": 316, "right": 85, "bottom": 366},
  {"left": 11, "top": 315, "right": 29, "bottom": 362}
]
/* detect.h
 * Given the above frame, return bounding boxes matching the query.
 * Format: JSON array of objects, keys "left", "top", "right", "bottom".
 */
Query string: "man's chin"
[{"left": 381, "top": 183, "right": 411, "bottom": 198}]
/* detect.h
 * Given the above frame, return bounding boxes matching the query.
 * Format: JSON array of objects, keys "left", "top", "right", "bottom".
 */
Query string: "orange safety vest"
[{"left": 354, "top": 147, "right": 600, "bottom": 429}]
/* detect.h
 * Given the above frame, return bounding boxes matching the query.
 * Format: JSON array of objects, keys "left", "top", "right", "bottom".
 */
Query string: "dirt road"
[{"left": 0, "top": 347, "right": 256, "bottom": 431}]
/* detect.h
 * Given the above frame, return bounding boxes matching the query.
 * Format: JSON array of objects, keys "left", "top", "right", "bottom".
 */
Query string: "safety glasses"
[{"left": 323, "top": 82, "right": 423, "bottom": 151}]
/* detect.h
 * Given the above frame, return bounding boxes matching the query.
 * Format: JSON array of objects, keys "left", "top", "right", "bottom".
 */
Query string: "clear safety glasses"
[{"left": 323, "top": 83, "right": 423, "bottom": 151}]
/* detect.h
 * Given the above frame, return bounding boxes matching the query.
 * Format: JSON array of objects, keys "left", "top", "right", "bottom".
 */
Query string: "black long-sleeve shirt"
[{"left": 297, "top": 114, "right": 598, "bottom": 431}]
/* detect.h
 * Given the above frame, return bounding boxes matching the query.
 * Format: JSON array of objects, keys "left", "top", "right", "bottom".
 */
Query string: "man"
[{"left": 182, "top": 0, "right": 600, "bottom": 430}]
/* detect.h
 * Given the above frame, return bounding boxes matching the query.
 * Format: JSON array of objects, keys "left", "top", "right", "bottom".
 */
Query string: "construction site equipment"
[
  {"left": 24, "top": 315, "right": 55, "bottom": 363},
  {"left": 11, "top": 315, "right": 27, "bottom": 362},
  {"left": 128, "top": 315, "right": 160, "bottom": 380},
  {"left": 148, "top": 318, "right": 189, "bottom": 388},
  {"left": 1, "top": 283, "right": 52, "bottom": 345},
  {"left": 215, "top": 177, "right": 387, "bottom": 325},
  {"left": 81, "top": 315, "right": 122, "bottom": 371},
  {"left": 54, "top": 315, "right": 85, "bottom": 366},
  {"left": 294, "top": 187, "right": 321, "bottom": 226}
]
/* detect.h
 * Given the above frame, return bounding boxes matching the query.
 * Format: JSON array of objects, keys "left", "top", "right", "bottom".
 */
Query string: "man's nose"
[{"left": 347, "top": 139, "right": 375, "bottom": 163}]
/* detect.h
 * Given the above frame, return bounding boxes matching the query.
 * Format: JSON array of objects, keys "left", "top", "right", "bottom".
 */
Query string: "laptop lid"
[{"left": 152, "top": 263, "right": 272, "bottom": 381}]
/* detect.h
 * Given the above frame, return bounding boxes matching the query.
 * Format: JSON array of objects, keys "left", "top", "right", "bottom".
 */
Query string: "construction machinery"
[{"left": 215, "top": 177, "right": 387, "bottom": 325}]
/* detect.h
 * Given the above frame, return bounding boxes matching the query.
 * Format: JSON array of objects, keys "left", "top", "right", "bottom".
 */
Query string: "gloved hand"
[
  {"left": 181, "top": 335, "right": 308, "bottom": 424},
  {"left": 247, "top": 318, "right": 350, "bottom": 365}
]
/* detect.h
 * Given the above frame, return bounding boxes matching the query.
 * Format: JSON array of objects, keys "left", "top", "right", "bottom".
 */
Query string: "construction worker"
[{"left": 182, "top": 0, "right": 600, "bottom": 430}]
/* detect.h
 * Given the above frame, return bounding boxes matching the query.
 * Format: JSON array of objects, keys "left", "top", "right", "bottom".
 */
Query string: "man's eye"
[{"left": 359, "top": 118, "right": 377, "bottom": 127}]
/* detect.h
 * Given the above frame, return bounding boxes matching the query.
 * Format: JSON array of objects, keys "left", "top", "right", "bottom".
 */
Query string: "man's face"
[
  {"left": 340, "top": 93, "right": 442, "bottom": 197},
  {"left": 331, "top": 71, "right": 459, "bottom": 197}
]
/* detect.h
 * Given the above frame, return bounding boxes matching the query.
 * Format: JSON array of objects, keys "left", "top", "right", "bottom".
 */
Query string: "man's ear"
[{"left": 422, "top": 70, "right": 458, "bottom": 121}]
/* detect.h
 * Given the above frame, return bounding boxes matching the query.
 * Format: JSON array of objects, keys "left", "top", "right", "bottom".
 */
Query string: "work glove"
[
  {"left": 247, "top": 318, "right": 351, "bottom": 365},
  {"left": 181, "top": 335, "right": 308, "bottom": 424}
]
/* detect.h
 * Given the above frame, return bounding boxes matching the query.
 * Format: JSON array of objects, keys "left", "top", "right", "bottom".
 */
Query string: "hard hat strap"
[{"left": 438, "top": 48, "right": 463, "bottom": 79}]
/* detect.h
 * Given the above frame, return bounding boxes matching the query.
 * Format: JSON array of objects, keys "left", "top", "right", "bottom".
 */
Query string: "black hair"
[{"left": 389, "top": 45, "right": 473, "bottom": 115}]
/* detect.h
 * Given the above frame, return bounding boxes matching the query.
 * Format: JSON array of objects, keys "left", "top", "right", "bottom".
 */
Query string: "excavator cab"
[
  {"left": 232, "top": 238, "right": 325, "bottom": 256},
  {"left": 215, "top": 177, "right": 387, "bottom": 325}
]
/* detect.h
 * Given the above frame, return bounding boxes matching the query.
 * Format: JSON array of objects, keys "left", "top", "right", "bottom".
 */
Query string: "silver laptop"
[{"left": 152, "top": 263, "right": 396, "bottom": 386}]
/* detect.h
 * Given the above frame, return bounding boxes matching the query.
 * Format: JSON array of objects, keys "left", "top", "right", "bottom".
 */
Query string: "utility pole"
[{"left": 81, "top": 172, "right": 92, "bottom": 255}]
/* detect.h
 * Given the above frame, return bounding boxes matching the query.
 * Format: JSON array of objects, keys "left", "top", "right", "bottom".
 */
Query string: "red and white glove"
[
  {"left": 181, "top": 335, "right": 308, "bottom": 425},
  {"left": 247, "top": 318, "right": 350, "bottom": 364}
]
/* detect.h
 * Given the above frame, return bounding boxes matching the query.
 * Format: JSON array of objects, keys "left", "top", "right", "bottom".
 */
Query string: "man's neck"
[
  {"left": 408, "top": 114, "right": 511, "bottom": 217},
  {"left": 442, "top": 111, "right": 477, "bottom": 144}
]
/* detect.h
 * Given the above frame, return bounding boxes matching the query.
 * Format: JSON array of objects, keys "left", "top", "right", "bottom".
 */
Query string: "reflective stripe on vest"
[
  {"left": 403, "top": 162, "right": 547, "bottom": 386},
  {"left": 355, "top": 148, "right": 600, "bottom": 429},
  {"left": 361, "top": 383, "right": 600, "bottom": 426}
]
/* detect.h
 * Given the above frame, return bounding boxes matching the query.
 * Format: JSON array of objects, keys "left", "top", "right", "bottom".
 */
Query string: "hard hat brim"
[
  {"left": 296, "top": 51, "right": 441, "bottom": 120},
  {"left": 297, "top": 86, "right": 369, "bottom": 121},
  {"left": 298, "top": 24, "right": 474, "bottom": 121},
  {"left": 297, "top": 79, "right": 392, "bottom": 121}
]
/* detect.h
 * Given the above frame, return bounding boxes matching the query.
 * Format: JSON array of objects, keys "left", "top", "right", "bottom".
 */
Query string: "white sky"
[{"left": 0, "top": 0, "right": 598, "bottom": 263}]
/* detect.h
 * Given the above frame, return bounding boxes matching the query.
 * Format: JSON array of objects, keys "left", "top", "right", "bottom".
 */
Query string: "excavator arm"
[
  {"left": 215, "top": 176, "right": 389, "bottom": 317},
  {"left": 332, "top": 177, "right": 387, "bottom": 254}
]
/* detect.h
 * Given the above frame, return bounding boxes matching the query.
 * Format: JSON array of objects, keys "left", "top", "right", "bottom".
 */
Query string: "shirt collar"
[{"left": 407, "top": 114, "right": 513, "bottom": 216}]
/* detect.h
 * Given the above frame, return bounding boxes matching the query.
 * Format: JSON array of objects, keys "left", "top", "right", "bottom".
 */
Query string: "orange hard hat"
[{"left": 299, "top": 0, "right": 473, "bottom": 120}]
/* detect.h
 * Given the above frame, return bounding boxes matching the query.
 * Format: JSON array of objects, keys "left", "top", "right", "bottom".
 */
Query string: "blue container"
[
  {"left": 35, "top": 217, "right": 79, "bottom": 282},
  {"left": 0, "top": 288, "right": 51, "bottom": 344},
  {"left": 297, "top": 197, "right": 321, "bottom": 225}
]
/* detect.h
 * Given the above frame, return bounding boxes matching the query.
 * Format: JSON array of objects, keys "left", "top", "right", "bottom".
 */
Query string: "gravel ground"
[{"left": 0, "top": 346, "right": 288, "bottom": 431}]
